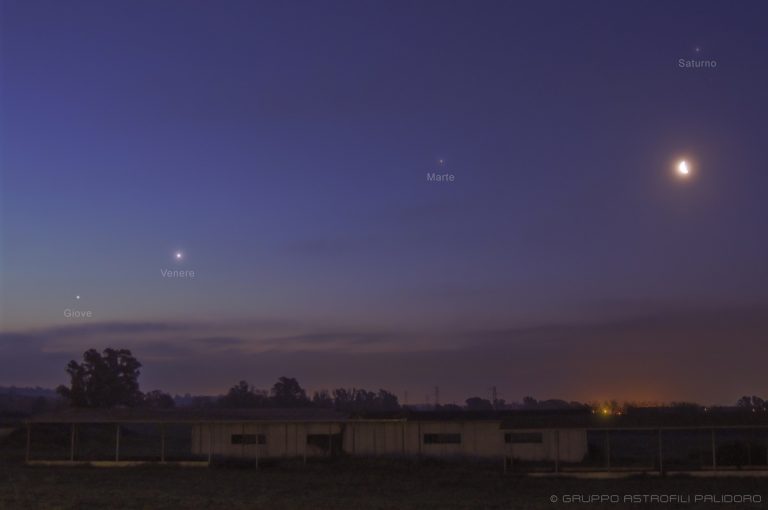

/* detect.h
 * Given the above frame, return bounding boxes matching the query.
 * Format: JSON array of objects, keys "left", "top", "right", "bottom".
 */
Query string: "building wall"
[
  {"left": 191, "top": 422, "right": 342, "bottom": 459},
  {"left": 503, "top": 429, "right": 587, "bottom": 463},
  {"left": 408, "top": 421, "right": 502, "bottom": 458},
  {"left": 191, "top": 421, "right": 587, "bottom": 462},
  {"left": 344, "top": 421, "right": 406, "bottom": 455},
  {"left": 556, "top": 429, "right": 588, "bottom": 462}
]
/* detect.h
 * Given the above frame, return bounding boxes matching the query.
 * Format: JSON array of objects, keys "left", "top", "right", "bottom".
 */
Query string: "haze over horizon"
[{"left": 2, "top": 1, "right": 767, "bottom": 405}]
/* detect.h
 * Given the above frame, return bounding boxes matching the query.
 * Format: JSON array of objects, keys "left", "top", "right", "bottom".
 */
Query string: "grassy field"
[{"left": 1, "top": 459, "right": 767, "bottom": 510}]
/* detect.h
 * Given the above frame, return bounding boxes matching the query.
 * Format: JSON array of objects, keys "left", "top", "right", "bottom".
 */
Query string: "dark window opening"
[
  {"left": 423, "top": 433, "right": 461, "bottom": 444},
  {"left": 231, "top": 434, "right": 266, "bottom": 445},
  {"left": 505, "top": 432, "right": 543, "bottom": 444}
]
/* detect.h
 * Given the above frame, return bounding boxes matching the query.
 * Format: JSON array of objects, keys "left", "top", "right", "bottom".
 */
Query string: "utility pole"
[{"left": 434, "top": 386, "right": 440, "bottom": 408}]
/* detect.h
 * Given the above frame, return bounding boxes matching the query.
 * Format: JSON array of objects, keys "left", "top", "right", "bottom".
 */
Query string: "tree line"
[
  {"left": 217, "top": 379, "right": 400, "bottom": 411},
  {"left": 52, "top": 348, "right": 768, "bottom": 413},
  {"left": 55, "top": 348, "right": 401, "bottom": 411}
]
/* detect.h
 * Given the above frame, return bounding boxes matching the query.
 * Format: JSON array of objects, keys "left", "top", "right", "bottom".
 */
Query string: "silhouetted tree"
[
  {"left": 669, "top": 401, "right": 703, "bottom": 413},
  {"left": 330, "top": 387, "right": 399, "bottom": 412},
  {"left": 143, "top": 390, "right": 175, "bottom": 409},
  {"left": 375, "top": 389, "right": 400, "bottom": 411},
  {"left": 737, "top": 395, "right": 766, "bottom": 411},
  {"left": 332, "top": 388, "right": 355, "bottom": 408},
  {"left": 219, "top": 380, "right": 268, "bottom": 408},
  {"left": 191, "top": 395, "right": 218, "bottom": 408},
  {"left": 57, "top": 348, "right": 143, "bottom": 408},
  {"left": 271, "top": 377, "right": 310, "bottom": 407},
  {"left": 465, "top": 397, "right": 493, "bottom": 410},
  {"left": 312, "top": 390, "right": 334, "bottom": 408},
  {"left": 538, "top": 399, "right": 576, "bottom": 410}
]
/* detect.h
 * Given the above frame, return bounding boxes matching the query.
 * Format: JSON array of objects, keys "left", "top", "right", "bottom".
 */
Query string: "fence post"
[
  {"left": 241, "top": 423, "right": 246, "bottom": 458},
  {"left": 115, "top": 424, "right": 120, "bottom": 462},
  {"left": 658, "top": 429, "right": 663, "bottom": 475},
  {"left": 402, "top": 421, "right": 406, "bottom": 455},
  {"left": 255, "top": 425, "right": 259, "bottom": 469},
  {"left": 25, "top": 424, "right": 31, "bottom": 463},
  {"left": 417, "top": 422, "right": 421, "bottom": 456},
  {"left": 70, "top": 424, "right": 76, "bottom": 461},
  {"left": 160, "top": 424, "right": 166, "bottom": 463},
  {"left": 372, "top": 423, "right": 377, "bottom": 456},
  {"left": 208, "top": 423, "right": 213, "bottom": 464},
  {"left": 284, "top": 423, "right": 288, "bottom": 459}
]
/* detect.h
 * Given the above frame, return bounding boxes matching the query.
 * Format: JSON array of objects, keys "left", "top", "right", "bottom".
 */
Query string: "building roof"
[
  {"left": 27, "top": 407, "right": 768, "bottom": 429},
  {"left": 500, "top": 409, "right": 768, "bottom": 430},
  {"left": 26, "top": 407, "right": 349, "bottom": 424}
]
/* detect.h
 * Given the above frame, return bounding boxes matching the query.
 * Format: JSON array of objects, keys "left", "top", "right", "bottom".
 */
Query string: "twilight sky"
[{"left": 1, "top": 0, "right": 767, "bottom": 404}]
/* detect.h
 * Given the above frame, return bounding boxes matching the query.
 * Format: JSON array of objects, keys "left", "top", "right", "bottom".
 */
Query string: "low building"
[
  {"left": 339, "top": 415, "right": 587, "bottom": 462},
  {"left": 29, "top": 407, "right": 768, "bottom": 475},
  {"left": 24, "top": 408, "right": 588, "bottom": 465}
]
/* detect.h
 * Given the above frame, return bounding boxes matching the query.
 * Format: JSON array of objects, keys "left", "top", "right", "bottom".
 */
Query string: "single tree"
[
  {"left": 375, "top": 389, "right": 400, "bottom": 411},
  {"left": 218, "top": 380, "right": 268, "bottom": 408},
  {"left": 737, "top": 395, "right": 766, "bottom": 411},
  {"left": 271, "top": 377, "right": 309, "bottom": 407},
  {"left": 57, "top": 348, "right": 143, "bottom": 408}
]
